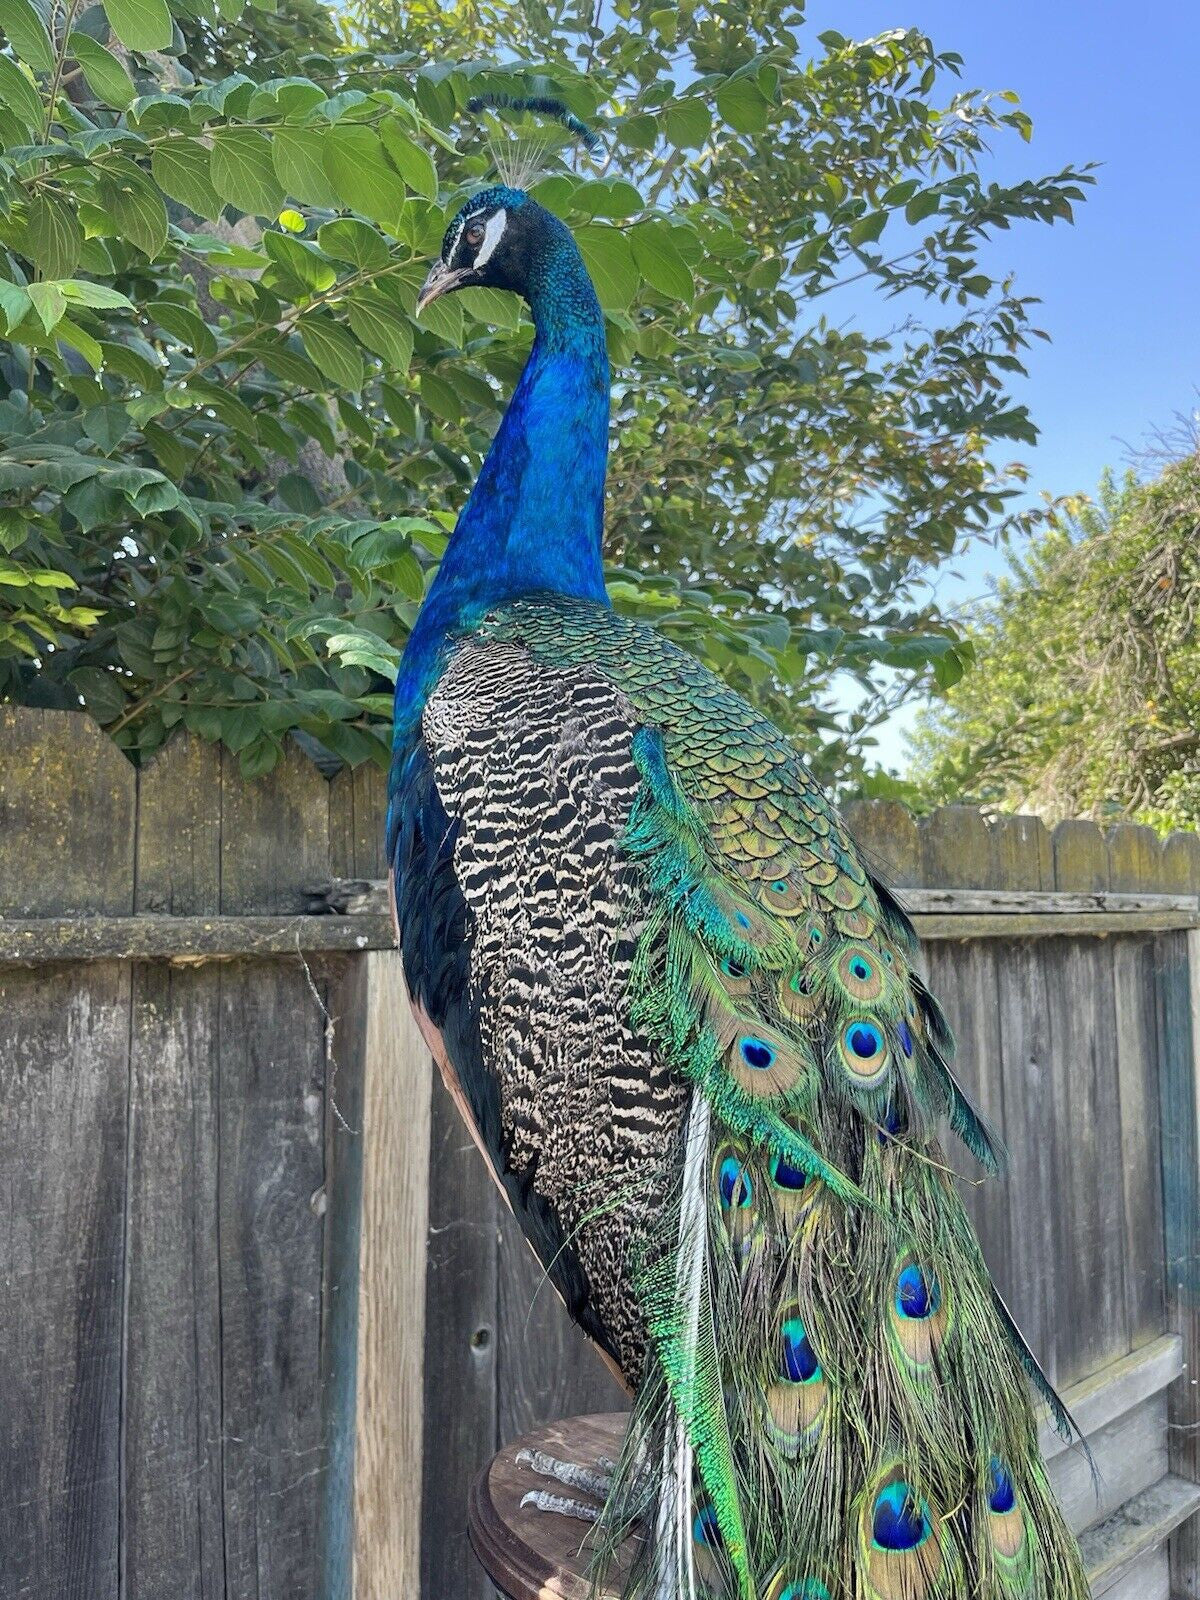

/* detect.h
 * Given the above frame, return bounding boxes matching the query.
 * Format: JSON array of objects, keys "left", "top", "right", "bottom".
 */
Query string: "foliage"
[
  {"left": 0, "top": 0, "right": 1090, "bottom": 781},
  {"left": 908, "top": 455, "right": 1200, "bottom": 832}
]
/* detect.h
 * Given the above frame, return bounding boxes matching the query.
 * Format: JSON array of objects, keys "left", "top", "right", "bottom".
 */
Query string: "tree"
[
  {"left": 0, "top": 0, "right": 1090, "bottom": 782},
  {"left": 908, "top": 454, "right": 1200, "bottom": 832}
]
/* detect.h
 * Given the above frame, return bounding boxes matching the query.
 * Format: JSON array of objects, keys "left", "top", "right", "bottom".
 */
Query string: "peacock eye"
[{"left": 466, "top": 222, "right": 485, "bottom": 246}]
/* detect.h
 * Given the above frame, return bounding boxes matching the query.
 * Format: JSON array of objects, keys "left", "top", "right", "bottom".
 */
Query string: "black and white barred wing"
[{"left": 416, "top": 636, "right": 688, "bottom": 1380}]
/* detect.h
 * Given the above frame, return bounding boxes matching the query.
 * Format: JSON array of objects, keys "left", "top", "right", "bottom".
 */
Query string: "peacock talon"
[
  {"left": 519, "top": 1489, "right": 602, "bottom": 1523},
  {"left": 515, "top": 1447, "right": 613, "bottom": 1501}
]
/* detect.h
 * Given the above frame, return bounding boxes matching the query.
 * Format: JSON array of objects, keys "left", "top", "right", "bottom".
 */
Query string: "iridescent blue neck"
[{"left": 394, "top": 216, "right": 609, "bottom": 729}]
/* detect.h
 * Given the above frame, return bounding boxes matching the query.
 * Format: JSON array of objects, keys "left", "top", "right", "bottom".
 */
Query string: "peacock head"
[
  {"left": 417, "top": 97, "right": 604, "bottom": 320},
  {"left": 416, "top": 185, "right": 536, "bottom": 313}
]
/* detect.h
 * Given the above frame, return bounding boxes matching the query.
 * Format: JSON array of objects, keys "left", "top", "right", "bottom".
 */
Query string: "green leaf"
[
  {"left": 82, "top": 402, "right": 132, "bottom": 453},
  {"left": 849, "top": 209, "right": 887, "bottom": 246},
  {"left": 151, "top": 298, "right": 217, "bottom": 356},
  {"left": 2, "top": 0, "right": 55, "bottom": 74},
  {"left": 26, "top": 193, "right": 83, "bottom": 279},
  {"left": 151, "top": 137, "right": 223, "bottom": 219},
  {"left": 575, "top": 178, "right": 643, "bottom": 219},
  {"left": 68, "top": 32, "right": 135, "bottom": 108},
  {"left": 0, "top": 277, "right": 32, "bottom": 333},
  {"left": 715, "top": 77, "right": 771, "bottom": 134},
  {"left": 247, "top": 75, "right": 327, "bottom": 120},
  {"left": 379, "top": 119, "right": 437, "bottom": 200},
  {"left": 0, "top": 509, "right": 29, "bottom": 551},
  {"left": 346, "top": 290, "right": 412, "bottom": 371},
  {"left": 620, "top": 113, "right": 658, "bottom": 151},
  {"left": 27, "top": 280, "right": 66, "bottom": 332},
  {"left": 457, "top": 285, "right": 520, "bottom": 330},
  {"left": 210, "top": 128, "right": 286, "bottom": 217},
  {"left": 69, "top": 666, "right": 128, "bottom": 722},
  {"left": 263, "top": 229, "right": 337, "bottom": 292},
  {"left": 102, "top": 168, "right": 168, "bottom": 258},
  {"left": 316, "top": 217, "right": 390, "bottom": 271},
  {"left": 662, "top": 99, "right": 711, "bottom": 149},
  {"left": 58, "top": 279, "right": 135, "bottom": 311},
  {"left": 905, "top": 189, "right": 941, "bottom": 225},
  {"left": 380, "top": 546, "right": 423, "bottom": 600},
  {"left": 576, "top": 224, "right": 638, "bottom": 310},
  {"left": 272, "top": 126, "right": 339, "bottom": 209},
  {"left": 57, "top": 317, "right": 103, "bottom": 368},
  {"left": 299, "top": 313, "right": 364, "bottom": 390},
  {"left": 0, "top": 52, "right": 42, "bottom": 131},
  {"left": 325, "top": 629, "right": 400, "bottom": 681},
  {"left": 324, "top": 125, "right": 408, "bottom": 227},
  {"left": 102, "top": 0, "right": 171, "bottom": 52},
  {"left": 629, "top": 221, "right": 693, "bottom": 301}
]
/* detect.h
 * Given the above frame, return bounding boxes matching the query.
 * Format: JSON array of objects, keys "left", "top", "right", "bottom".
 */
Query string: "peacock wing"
[{"left": 390, "top": 628, "right": 689, "bottom": 1387}]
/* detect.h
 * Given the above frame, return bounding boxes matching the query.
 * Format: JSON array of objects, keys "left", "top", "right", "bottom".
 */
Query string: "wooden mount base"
[{"left": 468, "top": 1413, "right": 632, "bottom": 1600}]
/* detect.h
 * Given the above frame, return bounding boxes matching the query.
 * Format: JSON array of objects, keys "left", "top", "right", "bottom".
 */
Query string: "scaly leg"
[{"left": 516, "top": 1449, "right": 618, "bottom": 1521}]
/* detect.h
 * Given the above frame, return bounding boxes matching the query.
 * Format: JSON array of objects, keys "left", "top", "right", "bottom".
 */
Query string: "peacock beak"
[{"left": 416, "top": 260, "right": 467, "bottom": 315}]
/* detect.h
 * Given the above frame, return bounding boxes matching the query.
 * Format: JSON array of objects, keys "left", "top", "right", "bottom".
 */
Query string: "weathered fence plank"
[
  {"left": 215, "top": 961, "right": 329, "bottom": 1599},
  {"left": 995, "top": 938, "right": 1061, "bottom": 1379},
  {"left": 330, "top": 761, "right": 390, "bottom": 883},
  {"left": 420, "top": 1084, "right": 501, "bottom": 1600},
  {"left": 350, "top": 952, "right": 433, "bottom": 1600},
  {"left": 1111, "top": 938, "right": 1167, "bottom": 1350},
  {"left": 136, "top": 732, "right": 222, "bottom": 915},
  {"left": 1048, "top": 935, "right": 1129, "bottom": 1386},
  {"left": 1053, "top": 819, "right": 1111, "bottom": 895},
  {"left": 219, "top": 743, "right": 331, "bottom": 914},
  {"left": 496, "top": 1207, "right": 627, "bottom": 1448},
  {"left": 991, "top": 810, "right": 1053, "bottom": 890},
  {"left": 0, "top": 961, "right": 131, "bottom": 1600},
  {"left": 0, "top": 705, "right": 135, "bottom": 916},
  {"left": 123, "top": 962, "right": 226, "bottom": 1600},
  {"left": 923, "top": 940, "right": 1012, "bottom": 1287}
]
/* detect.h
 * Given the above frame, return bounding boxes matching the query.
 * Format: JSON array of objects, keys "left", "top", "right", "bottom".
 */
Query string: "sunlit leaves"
[
  {"left": 25, "top": 194, "right": 82, "bottom": 279},
  {"left": 211, "top": 128, "right": 286, "bottom": 216},
  {"left": 576, "top": 223, "right": 638, "bottom": 309},
  {"left": 1, "top": 0, "right": 54, "bottom": 74},
  {"left": 0, "top": 52, "right": 42, "bottom": 129},
  {"left": 628, "top": 221, "right": 693, "bottom": 301},
  {"left": 151, "top": 138, "right": 223, "bottom": 218},
  {"left": 379, "top": 119, "right": 438, "bottom": 200},
  {"left": 272, "top": 126, "right": 339, "bottom": 208},
  {"left": 300, "top": 313, "right": 364, "bottom": 390},
  {"left": 323, "top": 124, "right": 407, "bottom": 226},
  {"left": 103, "top": 0, "right": 172, "bottom": 52},
  {"left": 0, "top": 0, "right": 1092, "bottom": 784},
  {"left": 68, "top": 34, "right": 137, "bottom": 109}
]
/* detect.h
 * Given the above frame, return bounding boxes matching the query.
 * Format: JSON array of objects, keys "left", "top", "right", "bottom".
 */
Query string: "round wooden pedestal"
[{"left": 467, "top": 1413, "right": 636, "bottom": 1599}]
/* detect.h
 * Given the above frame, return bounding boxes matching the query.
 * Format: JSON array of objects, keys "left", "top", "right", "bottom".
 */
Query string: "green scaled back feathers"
[{"left": 479, "top": 596, "right": 1091, "bottom": 1600}]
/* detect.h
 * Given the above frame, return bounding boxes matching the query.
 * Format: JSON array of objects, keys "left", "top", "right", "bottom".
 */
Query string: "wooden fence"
[{"left": 2, "top": 706, "right": 1200, "bottom": 1600}]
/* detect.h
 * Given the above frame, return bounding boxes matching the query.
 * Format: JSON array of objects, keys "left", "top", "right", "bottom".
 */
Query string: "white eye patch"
[{"left": 473, "top": 208, "right": 507, "bottom": 268}]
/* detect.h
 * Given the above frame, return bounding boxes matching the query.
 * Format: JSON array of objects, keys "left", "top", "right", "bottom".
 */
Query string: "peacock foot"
[{"left": 516, "top": 1448, "right": 617, "bottom": 1521}]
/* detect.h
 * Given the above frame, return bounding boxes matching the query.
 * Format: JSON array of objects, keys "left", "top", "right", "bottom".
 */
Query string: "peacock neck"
[{"left": 395, "top": 229, "right": 610, "bottom": 727}]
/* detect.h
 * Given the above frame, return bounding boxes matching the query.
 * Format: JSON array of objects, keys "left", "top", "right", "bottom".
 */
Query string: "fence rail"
[{"left": 1, "top": 707, "right": 1199, "bottom": 1600}]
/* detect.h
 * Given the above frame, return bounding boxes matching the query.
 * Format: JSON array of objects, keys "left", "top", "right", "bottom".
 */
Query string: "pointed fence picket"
[{"left": 0, "top": 710, "right": 1198, "bottom": 1600}]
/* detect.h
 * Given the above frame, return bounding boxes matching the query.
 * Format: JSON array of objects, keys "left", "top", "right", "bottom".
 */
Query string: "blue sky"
[{"left": 802, "top": 1, "right": 1200, "bottom": 765}]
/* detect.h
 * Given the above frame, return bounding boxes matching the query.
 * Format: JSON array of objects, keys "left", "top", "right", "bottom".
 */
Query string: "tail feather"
[{"left": 594, "top": 742, "right": 1091, "bottom": 1598}]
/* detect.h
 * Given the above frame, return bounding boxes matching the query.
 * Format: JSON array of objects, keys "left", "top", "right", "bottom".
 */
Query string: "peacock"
[{"left": 387, "top": 102, "right": 1092, "bottom": 1600}]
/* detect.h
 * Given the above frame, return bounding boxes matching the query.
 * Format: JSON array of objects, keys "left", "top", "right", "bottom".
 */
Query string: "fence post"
[
  {"left": 339, "top": 951, "right": 433, "bottom": 1599},
  {"left": 1159, "top": 827, "right": 1200, "bottom": 1596}
]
